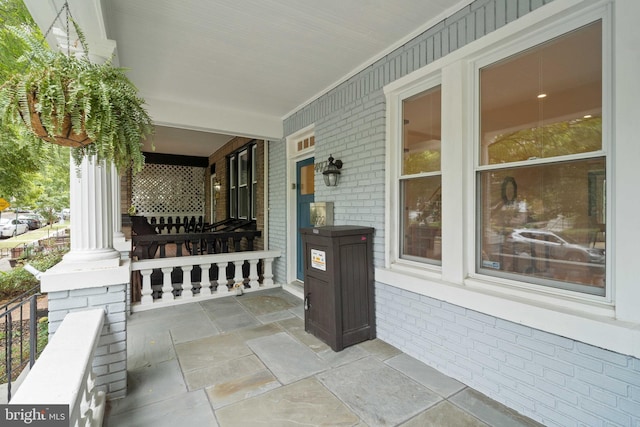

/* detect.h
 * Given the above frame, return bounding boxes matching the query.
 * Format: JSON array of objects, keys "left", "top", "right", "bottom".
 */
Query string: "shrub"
[{"left": 0, "top": 248, "right": 67, "bottom": 300}]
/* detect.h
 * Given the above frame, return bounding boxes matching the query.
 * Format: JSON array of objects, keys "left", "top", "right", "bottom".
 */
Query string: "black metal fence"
[{"left": 0, "top": 285, "right": 45, "bottom": 403}]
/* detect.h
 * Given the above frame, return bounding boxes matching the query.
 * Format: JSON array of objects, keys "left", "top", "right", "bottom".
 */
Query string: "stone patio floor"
[{"left": 104, "top": 288, "right": 543, "bottom": 427}]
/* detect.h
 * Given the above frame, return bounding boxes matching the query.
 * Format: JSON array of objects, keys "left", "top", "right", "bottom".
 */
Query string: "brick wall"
[
  {"left": 276, "top": 0, "right": 640, "bottom": 425},
  {"left": 208, "top": 137, "right": 265, "bottom": 250},
  {"left": 47, "top": 284, "right": 127, "bottom": 399},
  {"left": 376, "top": 283, "right": 640, "bottom": 426},
  {"left": 268, "top": 140, "right": 287, "bottom": 281}
]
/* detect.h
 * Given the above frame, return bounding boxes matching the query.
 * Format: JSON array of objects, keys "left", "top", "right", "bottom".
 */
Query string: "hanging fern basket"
[
  {"left": 25, "top": 92, "right": 92, "bottom": 148},
  {"left": 0, "top": 2, "right": 153, "bottom": 174}
]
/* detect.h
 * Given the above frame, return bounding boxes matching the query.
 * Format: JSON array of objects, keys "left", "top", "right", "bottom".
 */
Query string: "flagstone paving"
[{"left": 104, "top": 288, "right": 544, "bottom": 427}]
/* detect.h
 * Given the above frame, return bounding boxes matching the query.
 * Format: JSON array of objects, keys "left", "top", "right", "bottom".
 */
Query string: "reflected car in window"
[{"left": 507, "top": 229, "right": 605, "bottom": 264}]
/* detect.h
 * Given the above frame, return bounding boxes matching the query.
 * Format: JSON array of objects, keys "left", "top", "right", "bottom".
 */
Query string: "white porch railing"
[
  {"left": 10, "top": 309, "right": 106, "bottom": 427},
  {"left": 130, "top": 250, "right": 280, "bottom": 311}
]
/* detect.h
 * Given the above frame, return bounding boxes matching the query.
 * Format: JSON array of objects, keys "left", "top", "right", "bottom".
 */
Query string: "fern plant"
[{"left": 0, "top": 25, "right": 153, "bottom": 174}]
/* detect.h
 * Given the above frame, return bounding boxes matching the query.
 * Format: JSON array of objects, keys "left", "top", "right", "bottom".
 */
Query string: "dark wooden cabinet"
[{"left": 301, "top": 226, "right": 375, "bottom": 351}]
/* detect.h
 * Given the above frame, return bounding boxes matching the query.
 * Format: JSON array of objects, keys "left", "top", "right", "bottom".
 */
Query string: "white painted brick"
[
  {"left": 73, "top": 287, "right": 107, "bottom": 296},
  {"left": 576, "top": 342, "right": 631, "bottom": 367},
  {"left": 566, "top": 377, "right": 590, "bottom": 396},
  {"left": 532, "top": 353, "right": 575, "bottom": 376},
  {"left": 47, "top": 290, "right": 69, "bottom": 300},
  {"left": 455, "top": 315, "right": 486, "bottom": 333},
  {"left": 499, "top": 387, "right": 537, "bottom": 412},
  {"left": 517, "top": 335, "right": 557, "bottom": 356},
  {"left": 535, "top": 403, "right": 577, "bottom": 427},
  {"left": 97, "top": 371, "right": 126, "bottom": 386},
  {"left": 109, "top": 340, "right": 126, "bottom": 354},
  {"left": 591, "top": 387, "right": 619, "bottom": 408},
  {"left": 109, "top": 361, "right": 127, "bottom": 373},
  {"left": 536, "top": 378, "right": 578, "bottom": 404},
  {"left": 574, "top": 399, "right": 630, "bottom": 427},
  {"left": 606, "top": 364, "right": 640, "bottom": 387},
  {"left": 618, "top": 398, "right": 640, "bottom": 422},
  {"left": 542, "top": 368, "right": 567, "bottom": 386},
  {"left": 50, "top": 296, "right": 88, "bottom": 311},
  {"left": 99, "top": 331, "right": 126, "bottom": 346},
  {"left": 94, "top": 351, "right": 126, "bottom": 367},
  {"left": 109, "top": 380, "right": 127, "bottom": 395},
  {"left": 88, "top": 291, "right": 124, "bottom": 306},
  {"left": 501, "top": 364, "right": 536, "bottom": 386},
  {"left": 495, "top": 318, "right": 534, "bottom": 337},
  {"left": 499, "top": 341, "right": 533, "bottom": 360},
  {"left": 532, "top": 329, "right": 574, "bottom": 349},
  {"left": 467, "top": 348, "right": 501, "bottom": 371},
  {"left": 577, "top": 367, "right": 630, "bottom": 396}
]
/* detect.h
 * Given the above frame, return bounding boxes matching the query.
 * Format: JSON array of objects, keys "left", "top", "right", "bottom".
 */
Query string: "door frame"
[{"left": 286, "top": 124, "right": 315, "bottom": 285}]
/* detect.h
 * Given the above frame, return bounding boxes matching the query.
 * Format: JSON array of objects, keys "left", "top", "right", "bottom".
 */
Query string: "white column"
[
  {"left": 63, "top": 155, "right": 120, "bottom": 267},
  {"left": 112, "top": 164, "right": 125, "bottom": 241},
  {"left": 111, "top": 164, "right": 131, "bottom": 258}
]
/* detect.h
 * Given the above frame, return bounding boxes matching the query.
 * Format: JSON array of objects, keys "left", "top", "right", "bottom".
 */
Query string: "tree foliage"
[{"left": 0, "top": 0, "right": 42, "bottom": 200}]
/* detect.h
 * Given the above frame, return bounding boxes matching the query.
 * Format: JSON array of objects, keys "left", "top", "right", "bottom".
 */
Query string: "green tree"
[{"left": 0, "top": 0, "right": 70, "bottom": 206}]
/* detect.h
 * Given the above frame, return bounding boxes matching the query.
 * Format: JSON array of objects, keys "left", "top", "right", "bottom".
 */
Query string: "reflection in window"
[
  {"left": 401, "top": 176, "right": 441, "bottom": 263},
  {"left": 477, "top": 21, "right": 605, "bottom": 295},
  {"left": 400, "top": 85, "right": 442, "bottom": 264},
  {"left": 480, "top": 21, "right": 602, "bottom": 165}
]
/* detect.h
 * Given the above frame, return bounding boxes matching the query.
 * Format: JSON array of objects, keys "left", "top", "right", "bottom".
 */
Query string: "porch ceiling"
[{"left": 24, "top": 0, "right": 471, "bottom": 156}]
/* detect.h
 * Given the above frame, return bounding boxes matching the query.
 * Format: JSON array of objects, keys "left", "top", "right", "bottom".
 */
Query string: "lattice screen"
[{"left": 131, "top": 164, "right": 205, "bottom": 214}]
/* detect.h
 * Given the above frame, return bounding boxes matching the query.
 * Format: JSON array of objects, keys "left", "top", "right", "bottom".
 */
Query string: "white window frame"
[
  {"left": 469, "top": 14, "right": 611, "bottom": 302},
  {"left": 251, "top": 144, "right": 258, "bottom": 220},
  {"left": 382, "top": 0, "right": 640, "bottom": 358},
  {"left": 387, "top": 74, "right": 443, "bottom": 275}
]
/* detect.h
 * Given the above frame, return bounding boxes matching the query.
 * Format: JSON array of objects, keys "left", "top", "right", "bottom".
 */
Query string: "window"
[
  {"left": 251, "top": 145, "right": 258, "bottom": 220},
  {"left": 228, "top": 142, "right": 258, "bottom": 220},
  {"left": 238, "top": 149, "right": 249, "bottom": 219},
  {"left": 229, "top": 154, "right": 237, "bottom": 218},
  {"left": 477, "top": 21, "right": 605, "bottom": 295},
  {"left": 400, "top": 85, "right": 442, "bottom": 264}
]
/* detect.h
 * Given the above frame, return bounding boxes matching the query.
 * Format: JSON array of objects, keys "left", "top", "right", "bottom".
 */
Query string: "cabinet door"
[{"left": 304, "top": 275, "right": 337, "bottom": 349}]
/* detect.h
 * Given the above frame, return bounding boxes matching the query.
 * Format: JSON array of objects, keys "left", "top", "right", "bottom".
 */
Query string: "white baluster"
[
  {"left": 217, "top": 262, "right": 229, "bottom": 292},
  {"left": 200, "top": 263, "right": 212, "bottom": 295},
  {"left": 233, "top": 260, "right": 245, "bottom": 289},
  {"left": 161, "top": 267, "right": 174, "bottom": 302},
  {"left": 248, "top": 259, "right": 260, "bottom": 288},
  {"left": 262, "top": 257, "right": 274, "bottom": 286},
  {"left": 181, "top": 265, "right": 194, "bottom": 298},
  {"left": 140, "top": 269, "right": 154, "bottom": 305}
]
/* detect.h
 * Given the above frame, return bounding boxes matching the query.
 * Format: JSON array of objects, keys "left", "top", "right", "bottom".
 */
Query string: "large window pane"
[
  {"left": 401, "top": 177, "right": 442, "bottom": 264},
  {"left": 402, "top": 86, "right": 441, "bottom": 175},
  {"left": 478, "top": 158, "right": 605, "bottom": 295},
  {"left": 480, "top": 21, "right": 602, "bottom": 165},
  {"left": 478, "top": 21, "right": 605, "bottom": 296}
]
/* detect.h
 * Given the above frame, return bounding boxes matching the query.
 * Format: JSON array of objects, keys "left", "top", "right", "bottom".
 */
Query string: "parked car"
[
  {"left": 61, "top": 208, "right": 70, "bottom": 220},
  {"left": 18, "top": 214, "right": 44, "bottom": 229},
  {"left": 0, "top": 218, "right": 29, "bottom": 238},
  {"left": 507, "top": 228, "right": 605, "bottom": 264}
]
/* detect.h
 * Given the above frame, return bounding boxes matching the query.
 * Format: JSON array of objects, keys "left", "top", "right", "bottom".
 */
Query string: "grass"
[
  {"left": 0, "top": 315, "right": 48, "bottom": 384},
  {"left": 0, "top": 221, "right": 69, "bottom": 250}
]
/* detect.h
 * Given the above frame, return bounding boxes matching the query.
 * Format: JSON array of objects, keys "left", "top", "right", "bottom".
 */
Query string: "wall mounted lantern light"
[{"left": 323, "top": 154, "right": 343, "bottom": 187}]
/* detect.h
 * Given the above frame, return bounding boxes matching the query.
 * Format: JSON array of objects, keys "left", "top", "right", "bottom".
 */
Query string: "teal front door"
[{"left": 296, "top": 157, "right": 315, "bottom": 280}]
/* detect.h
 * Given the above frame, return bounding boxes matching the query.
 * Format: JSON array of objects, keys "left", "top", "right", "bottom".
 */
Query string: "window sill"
[{"left": 375, "top": 267, "right": 640, "bottom": 359}]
